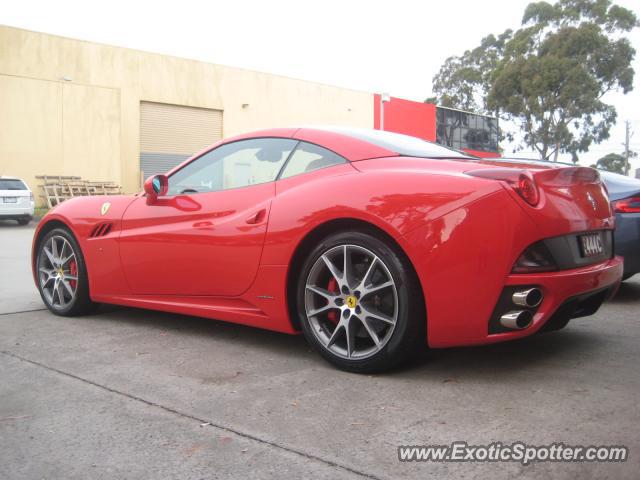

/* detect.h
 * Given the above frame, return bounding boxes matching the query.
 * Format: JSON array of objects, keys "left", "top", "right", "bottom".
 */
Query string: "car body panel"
[
  {"left": 614, "top": 213, "right": 640, "bottom": 277},
  {"left": 263, "top": 159, "right": 502, "bottom": 266},
  {"left": 598, "top": 170, "right": 640, "bottom": 202},
  {"left": 482, "top": 159, "right": 640, "bottom": 279},
  {"left": 118, "top": 182, "right": 274, "bottom": 296},
  {"left": 403, "top": 196, "right": 622, "bottom": 346},
  {"left": 599, "top": 171, "right": 640, "bottom": 278},
  {"left": 32, "top": 128, "right": 623, "bottom": 345},
  {"left": 34, "top": 195, "right": 136, "bottom": 297}
]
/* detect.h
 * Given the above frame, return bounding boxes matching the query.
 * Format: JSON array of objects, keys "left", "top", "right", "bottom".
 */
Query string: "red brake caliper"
[
  {"left": 69, "top": 260, "right": 78, "bottom": 290},
  {"left": 327, "top": 277, "right": 338, "bottom": 324}
]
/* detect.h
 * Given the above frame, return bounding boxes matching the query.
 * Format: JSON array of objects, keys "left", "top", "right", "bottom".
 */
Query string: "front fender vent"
[{"left": 89, "top": 222, "right": 113, "bottom": 238}]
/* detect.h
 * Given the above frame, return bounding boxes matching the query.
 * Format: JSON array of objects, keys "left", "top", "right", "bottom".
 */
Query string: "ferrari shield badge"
[{"left": 101, "top": 202, "right": 111, "bottom": 216}]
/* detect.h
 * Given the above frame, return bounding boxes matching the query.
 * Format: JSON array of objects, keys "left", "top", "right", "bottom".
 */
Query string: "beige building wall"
[{"left": 0, "top": 26, "right": 373, "bottom": 205}]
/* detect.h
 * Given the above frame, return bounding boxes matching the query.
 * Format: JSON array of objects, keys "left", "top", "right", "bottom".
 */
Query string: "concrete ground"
[{"left": 1, "top": 221, "right": 639, "bottom": 479}]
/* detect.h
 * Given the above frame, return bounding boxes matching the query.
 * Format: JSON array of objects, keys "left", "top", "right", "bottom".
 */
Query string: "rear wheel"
[
  {"left": 296, "top": 231, "right": 424, "bottom": 373},
  {"left": 17, "top": 217, "right": 30, "bottom": 225},
  {"left": 36, "top": 227, "right": 97, "bottom": 316}
]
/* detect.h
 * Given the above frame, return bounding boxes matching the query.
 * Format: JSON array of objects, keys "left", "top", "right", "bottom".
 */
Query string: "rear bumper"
[
  {"left": 480, "top": 256, "right": 623, "bottom": 345},
  {"left": 402, "top": 190, "right": 622, "bottom": 348},
  {"left": 0, "top": 205, "right": 34, "bottom": 217},
  {"left": 429, "top": 256, "right": 623, "bottom": 348},
  {"left": 0, "top": 213, "right": 33, "bottom": 220}
]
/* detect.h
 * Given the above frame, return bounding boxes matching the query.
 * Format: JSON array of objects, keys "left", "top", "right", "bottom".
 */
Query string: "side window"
[
  {"left": 279, "top": 142, "right": 346, "bottom": 179},
  {"left": 167, "top": 138, "right": 297, "bottom": 195}
]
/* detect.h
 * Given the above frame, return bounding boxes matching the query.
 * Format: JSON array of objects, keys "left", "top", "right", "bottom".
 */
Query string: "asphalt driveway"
[{"left": 1, "top": 221, "right": 639, "bottom": 479}]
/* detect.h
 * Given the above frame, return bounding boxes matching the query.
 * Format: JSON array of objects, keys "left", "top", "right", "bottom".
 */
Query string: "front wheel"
[
  {"left": 296, "top": 231, "right": 425, "bottom": 373},
  {"left": 36, "top": 227, "right": 97, "bottom": 316}
]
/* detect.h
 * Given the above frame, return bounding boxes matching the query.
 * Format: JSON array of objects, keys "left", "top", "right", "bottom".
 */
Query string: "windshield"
[
  {"left": 0, "top": 179, "right": 27, "bottom": 190},
  {"left": 316, "top": 126, "right": 472, "bottom": 159}
]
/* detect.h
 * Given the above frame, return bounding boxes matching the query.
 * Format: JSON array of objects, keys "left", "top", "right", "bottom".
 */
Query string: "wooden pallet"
[{"left": 36, "top": 175, "right": 122, "bottom": 208}]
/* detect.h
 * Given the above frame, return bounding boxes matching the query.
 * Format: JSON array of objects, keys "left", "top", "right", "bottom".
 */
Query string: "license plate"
[
  {"left": 580, "top": 233, "right": 604, "bottom": 257},
  {"left": 3, "top": 197, "right": 17, "bottom": 203}
]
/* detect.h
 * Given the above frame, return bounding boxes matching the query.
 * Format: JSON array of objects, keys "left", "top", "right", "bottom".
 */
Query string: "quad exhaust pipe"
[
  {"left": 493, "top": 287, "right": 543, "bottom": 331},
  {"left": 500, "top": 310, "right": 534, "bottom": 330},
  {"left": 512, "top": 288, "right": 543, "bottom": 308}
]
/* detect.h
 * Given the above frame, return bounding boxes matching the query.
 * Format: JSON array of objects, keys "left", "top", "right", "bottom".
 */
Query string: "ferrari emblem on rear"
[{"left": 101, "top": 202, "right": 111, "bottom": 216}]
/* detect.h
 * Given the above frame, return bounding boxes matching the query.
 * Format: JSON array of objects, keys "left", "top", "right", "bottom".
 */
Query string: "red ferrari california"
[{"left": 32, "top": 127, "right": 623, "bottom": 372}]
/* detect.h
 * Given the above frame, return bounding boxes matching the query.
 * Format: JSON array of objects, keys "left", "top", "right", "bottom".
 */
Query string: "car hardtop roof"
[{"left": 226, "top": 126, "right": 474, "bottom": 161}]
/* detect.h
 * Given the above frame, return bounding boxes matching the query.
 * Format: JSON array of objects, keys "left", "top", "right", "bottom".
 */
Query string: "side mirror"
[{"left": 143, "top": 174, "right": 168, "bottom": 201}]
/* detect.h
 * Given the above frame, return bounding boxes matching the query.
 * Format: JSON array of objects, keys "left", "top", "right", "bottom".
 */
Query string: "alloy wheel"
[
  {"left": 38, "top": 235, "right": 79, "bottom": 309},
  {"left": 304, "top": 244, "right": 399, "bottom": 360}
]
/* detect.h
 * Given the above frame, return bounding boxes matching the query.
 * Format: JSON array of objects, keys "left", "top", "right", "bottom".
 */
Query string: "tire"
[
  {"left": 296, "top": 230, "right": 425, "bottom": 373},
  {"left": 17, "top": 217, "right": 30, "bottom": 225},
  {"left": 35, "top": 227, "right": 97, "bottom": 316}
]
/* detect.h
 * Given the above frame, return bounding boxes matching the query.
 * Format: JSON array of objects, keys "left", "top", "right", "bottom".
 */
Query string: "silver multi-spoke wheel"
[
  {"left": 38, "top": 235, "right": 79, "bottom": 309},
  {"left": 305, "top": 244, "right": 399, "bottom": 360}
]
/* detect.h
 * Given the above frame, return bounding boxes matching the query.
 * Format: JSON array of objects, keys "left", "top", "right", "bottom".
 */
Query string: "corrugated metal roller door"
[{"left": 140, "top": 101, "right": 223, "bottom": 180}]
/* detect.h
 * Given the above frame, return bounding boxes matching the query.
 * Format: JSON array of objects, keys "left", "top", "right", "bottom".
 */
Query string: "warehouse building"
[
  {"left": 0, "top": 26, "right": 499, "bottom": 207},
  {"left": 0, "top": 26, "right": 372, "bottom": 204}
]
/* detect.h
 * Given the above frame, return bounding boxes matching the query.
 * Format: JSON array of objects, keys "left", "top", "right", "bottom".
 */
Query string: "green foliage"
[
  {"left": 33, "top": 206, "right": 50, "bottom": 218},
  {"left": 426, "top": 31, "right": 512, "bottom": 112},
  {"left": 429, "top": 0, "right": 638, "bottom": 162},
  {"left": 592, "top": 153, "right": 627, "bottom": 174}
]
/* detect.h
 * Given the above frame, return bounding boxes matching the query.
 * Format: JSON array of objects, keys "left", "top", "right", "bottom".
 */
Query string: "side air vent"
[{"left": 89, "top": 222, "right": 113, "bottom": 238}]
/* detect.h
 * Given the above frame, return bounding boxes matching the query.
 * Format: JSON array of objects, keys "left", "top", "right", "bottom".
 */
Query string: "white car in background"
[{"left": 0, "top": 176, "right": 35, "bottom": 225}]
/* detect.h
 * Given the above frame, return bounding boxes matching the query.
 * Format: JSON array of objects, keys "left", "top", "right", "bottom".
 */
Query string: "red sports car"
[{"left": 32, "top": 127, "right": 623, "bottom": 372}]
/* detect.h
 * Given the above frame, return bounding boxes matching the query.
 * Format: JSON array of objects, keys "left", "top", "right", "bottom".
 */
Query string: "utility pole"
[{"left": 623, "top": 120, "right": 631, "bottom": 176}]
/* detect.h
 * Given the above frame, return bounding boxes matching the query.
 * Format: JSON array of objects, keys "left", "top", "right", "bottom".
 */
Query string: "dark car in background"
[
  {"left": 483, "top": 158, "right": 640, "bottom": 281},
  {"left": 600, "top": 171, "right": 640, "bottom": 280}
]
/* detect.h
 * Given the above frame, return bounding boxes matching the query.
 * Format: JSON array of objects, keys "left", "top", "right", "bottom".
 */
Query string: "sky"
[{"left": 2, "top": 0, "right": 640, "bottom": 173}]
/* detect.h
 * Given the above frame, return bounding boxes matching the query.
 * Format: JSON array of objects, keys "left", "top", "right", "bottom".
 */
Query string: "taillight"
[
  {"left": 512, "top": 241, "right": 557, "bottom": 273},
  {"left": 517, "top": 173, "right": 540, "bottom": 206},
  {"left": 29, "top": 192, "right": 34, "bottom": 202},
  {"left": 613, "top": 195, "right": 640, "bottom": 214},
  {"left": 466, "top": 168, "right": 540, "bottom": 206}
]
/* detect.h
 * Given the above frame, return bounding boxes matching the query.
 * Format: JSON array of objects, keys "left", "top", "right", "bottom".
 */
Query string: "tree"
[
  {"left": 592, "top": 153, "right": 627, "bottom": 174},
  {"left": 428, "top": 0, "right": 638, "bottom": 162},
  {"left": 425, "top": 30, "right": 513, "bottom": 112}
]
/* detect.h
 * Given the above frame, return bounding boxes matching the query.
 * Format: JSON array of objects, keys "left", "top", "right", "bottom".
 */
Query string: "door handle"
[{"left": 245, "top": 209, "right": 267, "bottom": 225}]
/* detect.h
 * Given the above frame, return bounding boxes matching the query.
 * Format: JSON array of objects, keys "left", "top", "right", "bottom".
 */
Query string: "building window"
[{"left": 435, "top": 107, "right": 499, "bottom": 153}]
